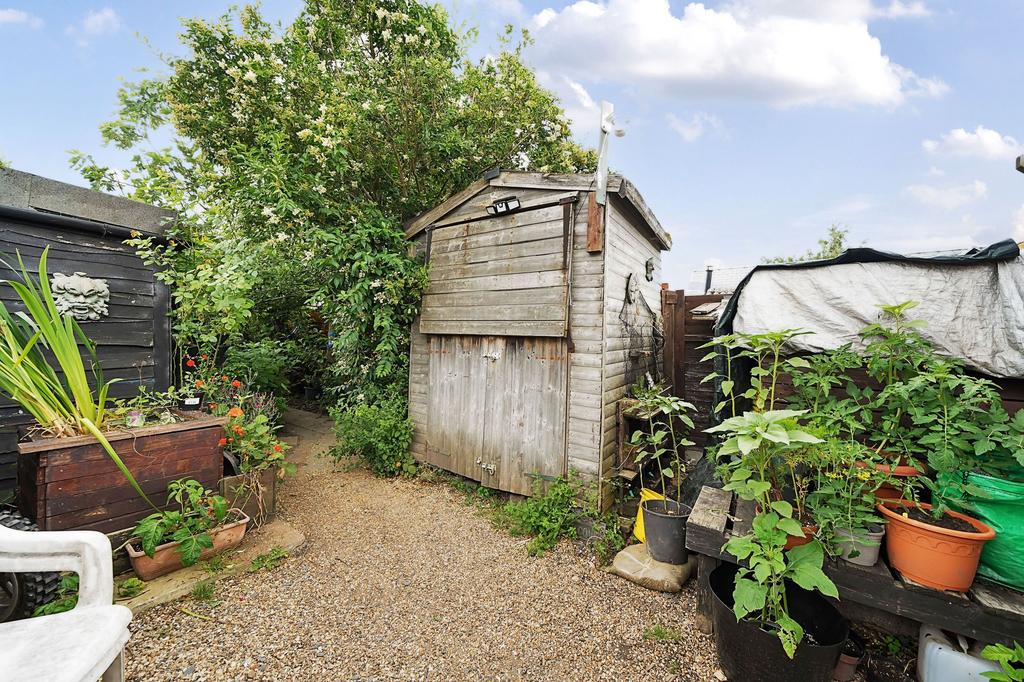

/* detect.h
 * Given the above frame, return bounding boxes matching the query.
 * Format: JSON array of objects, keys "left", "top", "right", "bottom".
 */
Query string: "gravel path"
[{"left": 126, "top": 434, "right": 718, "bottom": 680}]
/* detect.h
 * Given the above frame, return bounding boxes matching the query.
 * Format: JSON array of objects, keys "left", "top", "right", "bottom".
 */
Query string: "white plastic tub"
[{"left": 917, "top": 625, "right": 1000, "bottom": 681}]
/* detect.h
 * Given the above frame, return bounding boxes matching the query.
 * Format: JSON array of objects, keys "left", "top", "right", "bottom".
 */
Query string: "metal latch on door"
[
  {"left": 475, "top": 458, "right": 496, "bottom": 475},
  {"left": 482, "top": 350, "right": 501, "bottom": 362}
]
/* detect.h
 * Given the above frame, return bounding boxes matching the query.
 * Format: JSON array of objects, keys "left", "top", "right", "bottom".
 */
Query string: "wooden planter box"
[
  {"left": 17, "top": 414, "right": 226, "bottom": 533},
  {"left": 220, "top": 468, "right": 278, "bottom": 527},
  {"left": 126, "top": 510, "right": 249, "bottom": 580}
]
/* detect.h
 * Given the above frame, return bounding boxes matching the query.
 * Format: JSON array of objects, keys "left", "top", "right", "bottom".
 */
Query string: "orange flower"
[
  {"left": 232, "top": 425, "right": 245, "bottom": 436},
  {"left": 227, "top": 437, "right": 234, "bottom": 443},
  {"left": 221, "top": 375, "right": 229, "bottom": 381},
  {"left": 273, "top": 444, "right": 283, "bottom": 452},
  {"left": 201, "top": 354, "right": 209, "bottom": 360},
  {"left": 217, "top": 437, "right": 227, "bottom": 447},
  {"left": 227, "top": 406, "right": 244, "bottom": 418},
  {"left": 195, "top": 379, "right": 205, "bottom": 388},
  {"left": 231, "top": 379, "right": 242, "bottom": 388}
]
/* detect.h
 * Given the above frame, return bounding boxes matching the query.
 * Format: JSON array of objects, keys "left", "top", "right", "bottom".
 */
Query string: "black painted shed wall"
[{"left": 0, "top": 169, "right": 173, "bottom": 500}]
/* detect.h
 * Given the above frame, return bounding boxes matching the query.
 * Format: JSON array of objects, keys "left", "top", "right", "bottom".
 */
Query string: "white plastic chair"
[{"left": 0, "top": 523, "right": 131, "bottom": 681}]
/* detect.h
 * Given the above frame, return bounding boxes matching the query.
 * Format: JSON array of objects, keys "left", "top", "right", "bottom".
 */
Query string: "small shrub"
[
  {"left": 33, "top": 574, "right": 78, "bottom": 617},
  {"left": 116, "top": 577, "right": 146, "bottom": 599},
  {"left": 223, "top": 340, "right": 294, "bottom": 396},
  {"left": 249, "top": 547, "right": 289, "bottom": 572},
  {"left": 492, "top": 474, "right": 584, "bottom": 556},
  {"left": 191, "top": 579, "right": 217, "bottom": 602},
  {"left": 202, "top": 555, "right": 228, "bottom": 574},
  {"left": 589, "top": 515, "right": 627, "bottom": 565},
  {"left": 331, "top": 398, "right": 416, "bottom": 477},
  {"left": 643, "top": 624, "right": 682, "bottom": 642}
]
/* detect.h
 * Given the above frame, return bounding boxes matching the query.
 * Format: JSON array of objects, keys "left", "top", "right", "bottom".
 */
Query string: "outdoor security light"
[{"left": 486, "top": 196, "right": 521, "bottom": 215}]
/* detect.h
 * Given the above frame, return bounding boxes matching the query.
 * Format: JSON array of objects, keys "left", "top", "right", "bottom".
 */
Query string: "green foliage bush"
[
  {"left": 223, "top": 340, "right": 295, "bottom": 396},
  {"left": 492, "top": 474, "right": 584, "bottom": 556},
  {"left": 332, "top": 399, "right": 415, "bottom": 477}
]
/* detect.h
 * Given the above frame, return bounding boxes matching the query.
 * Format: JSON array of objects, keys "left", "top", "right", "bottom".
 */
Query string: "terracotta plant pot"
[
  {"left": 857, "top": 458, "right": 923, "bottom": 501},
  {"left": 877, "top": 501, "right": 995, "bottom": 592},
  {"left": 126, "top": 510, "right": 250, "bottom": 580},
  {"left": 833, "top": 636, "right": 865, "bottom": 682},
  {"left": 784, "top": 524, "right": 818, "bottom": 550}
]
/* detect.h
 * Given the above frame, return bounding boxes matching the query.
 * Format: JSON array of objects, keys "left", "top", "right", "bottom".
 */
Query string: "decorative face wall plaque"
[{"left": 52, "top": 272, "right": 110, "bottom": 321}]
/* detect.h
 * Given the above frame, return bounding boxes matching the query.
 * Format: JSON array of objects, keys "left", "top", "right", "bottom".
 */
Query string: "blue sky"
[{"left": 2, "top": 1, "right": 1023, "bottom": 288}]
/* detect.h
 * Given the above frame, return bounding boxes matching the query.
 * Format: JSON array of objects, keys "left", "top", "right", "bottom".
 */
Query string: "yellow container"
[{"left": 633, "top": 487, "right": 665, "bottom": 543}]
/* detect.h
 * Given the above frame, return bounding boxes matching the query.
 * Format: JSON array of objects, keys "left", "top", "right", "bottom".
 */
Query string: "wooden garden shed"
[{"left": 405, "top": 170, "right": 672, "bottom": 501}]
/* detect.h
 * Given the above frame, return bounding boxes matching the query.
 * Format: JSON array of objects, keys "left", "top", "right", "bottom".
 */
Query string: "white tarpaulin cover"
[{"left": 732, "top": 255, "right": 1024, "bottom": 378}]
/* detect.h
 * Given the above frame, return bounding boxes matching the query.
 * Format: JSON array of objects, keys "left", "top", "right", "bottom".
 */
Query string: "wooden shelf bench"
[{"left": 685, "top": 485, "right": 1024, "bottom": 644}]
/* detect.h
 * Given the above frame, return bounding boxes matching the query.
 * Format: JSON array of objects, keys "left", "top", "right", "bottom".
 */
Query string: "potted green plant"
[
  {"left": 127, "top": 478, "right": 249, "bottom": 580},
  {"left": 628, "top": 384, "right": 696, "bottom": 565},
  {"left": 807, "top": 440, "right": 889, "bottom": 567},
  {"left": 876, "top": 358, "right": 1001, "bottom": 591},
  {"left": 706, "top": 409, "right": 846, "bottom": 677}
]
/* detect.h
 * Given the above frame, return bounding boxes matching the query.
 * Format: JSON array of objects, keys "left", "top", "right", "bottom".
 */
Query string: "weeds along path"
[{"left": 125, "top": 410, "right": 717, "bottom": 681}]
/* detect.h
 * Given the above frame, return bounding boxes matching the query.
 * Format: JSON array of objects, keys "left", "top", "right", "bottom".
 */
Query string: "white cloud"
[
  {"left": 923, "top": 125, "right": 1022, "bottom": 161},
  {"left": 904, "top": 180, "right": 987, "bottom": 211},
  {"left": 527, "top": 0, "right": 947, "bottom": 108},
  {"left": 540, "top": 75, "right": 600, "bottom": 138},
  {"left": 65, "top": 7, "right": 121, "bottom": 46},
  {"left": 666, "top": 112, "right": 723, "bottom": 142},
  {"left": 927, "top": 165, "right": 944, "bottom": 177},
  {"left": 0, "top": 8, "right": 42, "bottom": 28},
  {"left": 1014, "top": 205, "right": 1024, "bottom": 243},
  {"left": 874, "top": 1, "right": 931, "bottom": 19}
]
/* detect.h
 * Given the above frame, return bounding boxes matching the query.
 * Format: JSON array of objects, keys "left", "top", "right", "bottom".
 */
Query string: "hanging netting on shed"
[{"left": 618, "top": 273, "right": 664, "bottom": 390}]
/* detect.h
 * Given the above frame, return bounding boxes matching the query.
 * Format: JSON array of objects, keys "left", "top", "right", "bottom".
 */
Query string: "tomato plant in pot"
[
  {"left": 705, "top": 409, "right": 846, "bottom": 678},
  {"left": 875, "top": 358, "right": 1010, "bottom": 591},
  {"left": 628, "top": 384, "right": 696, "bottom": 565},
  {"left": 807, "top": 441, "right": 889, "bottom": 567},
  {"left": 127, "top": 478, "right": 249, "bottom": 580}
]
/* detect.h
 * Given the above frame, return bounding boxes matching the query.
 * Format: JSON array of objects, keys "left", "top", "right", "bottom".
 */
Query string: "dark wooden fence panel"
[{"left": 662, "top": 289, "right": 725, "bottom": 445}]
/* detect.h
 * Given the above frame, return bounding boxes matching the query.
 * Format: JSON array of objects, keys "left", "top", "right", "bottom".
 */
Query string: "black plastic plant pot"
[
  {"left": 641, "top": 499, "right": 691, "bottom": 565},
  {"left": 177, "top": 393, "right": 205, "bottom": 412},
  {"left": 709, "top": 563, "right": 849, "bottom": 682}
]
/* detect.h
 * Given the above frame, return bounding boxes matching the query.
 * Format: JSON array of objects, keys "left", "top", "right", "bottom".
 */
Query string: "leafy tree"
[
  {"left": 763, "top": 224, "right": 849, "bottom": 264},
  {"left": 71, "top": 1, "right": 595, "bottom": 405}
]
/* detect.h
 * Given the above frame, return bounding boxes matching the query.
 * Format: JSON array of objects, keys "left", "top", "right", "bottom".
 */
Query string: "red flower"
[
  {"left": 231, "top": 379, "right": 242, "bottom": 388},
  {"left": 218, "top": 437, "right": 227, "bottom": 447},
  {"left": 273, "top": 444, "right": 283, "bottom": 452},
  {"left": 185, "top": 359, "right": 196, "bottom": 368}
]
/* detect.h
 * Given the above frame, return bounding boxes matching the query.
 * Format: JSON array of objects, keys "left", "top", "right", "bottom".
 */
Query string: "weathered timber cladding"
[
  {"left": 407, "top": 172, "right": 668, "bottom": 503},
  {"left": 18, "top": 415, "right": 224, "bottom": 533},
  {"left": 420, "top": 203, "right": 571, "bottom": 337},
  {"left": 599, "top": 195, "right": 665, "bottom": 505}
]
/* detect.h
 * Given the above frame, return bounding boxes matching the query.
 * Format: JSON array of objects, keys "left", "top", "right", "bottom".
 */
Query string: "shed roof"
[
  {"left": 0, "top": 168, "right": 175, "bottom": 237},
  {"left": 405, "top": 170, "right": 672, "bottom": 251}
]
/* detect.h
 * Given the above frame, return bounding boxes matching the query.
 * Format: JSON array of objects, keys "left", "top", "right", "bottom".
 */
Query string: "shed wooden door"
[{"left": 425, "top": 335, "right": 568, "bottom": 494}]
